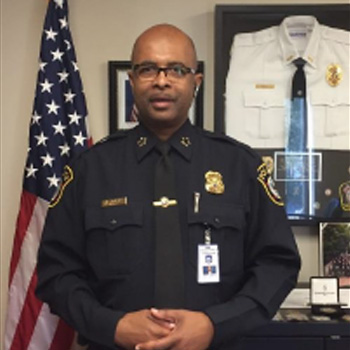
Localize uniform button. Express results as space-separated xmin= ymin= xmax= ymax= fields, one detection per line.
xmin=110 ymin=219 xmax=118 ymax=225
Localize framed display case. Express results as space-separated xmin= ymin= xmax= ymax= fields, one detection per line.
xmin=108 ymin=60 xmax=204 ymax=133
xmin=215 ymin=4 xmax=350 ymax=224
xmin=319 ymin=222 xmax=350 ymax=288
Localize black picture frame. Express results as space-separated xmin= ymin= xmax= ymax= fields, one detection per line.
xmin=108 ymin=61 xmax=204 ymax=134
xmin=214 ymin=4 xmax=350 ymax=131
xmin=319 ymin=222 xmax=350 ymax=288
xmin=214 ymin=4 xmax=350 ymax=225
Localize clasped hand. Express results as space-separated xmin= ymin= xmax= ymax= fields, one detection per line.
xmin=115 ymin=308 xmax=214 ymax=350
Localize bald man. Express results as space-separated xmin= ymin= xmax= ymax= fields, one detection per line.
xmin=36 ymin=24 xmax=300 ymax=350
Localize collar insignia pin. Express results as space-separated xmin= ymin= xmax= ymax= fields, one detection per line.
xmin=180 ymin=137 xmax=191 ymax=147
xmin=137 ymin=137 xmax=147 ymax=147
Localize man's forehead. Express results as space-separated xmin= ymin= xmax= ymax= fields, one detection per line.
xmin=131 ymin=25 xmax=196 ymax=64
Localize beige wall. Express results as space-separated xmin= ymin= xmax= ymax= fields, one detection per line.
xmin=1 ymin=0 xmax=347 ymax=343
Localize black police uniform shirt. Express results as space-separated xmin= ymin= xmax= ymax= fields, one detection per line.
xmin=36 ymin=120 xmax=300 ymax=349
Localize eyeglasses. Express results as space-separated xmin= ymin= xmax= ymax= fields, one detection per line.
xmin=132 ymin=63 xmax=196 ymax=81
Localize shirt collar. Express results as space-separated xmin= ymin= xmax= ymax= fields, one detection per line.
xmin=134 ymin=119 xmax=196 ymax=163
xmin=279 ymin=16 xmax=320 ymax=69
xmin=168 ymin=119 xmax=195 ymax=162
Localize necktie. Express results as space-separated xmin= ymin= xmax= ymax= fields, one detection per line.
xmin=154 ymin=142 xmax=184 ymax=308
xmin=288 ymin=58 xmax=307 ymax=151
xmin=285 ymin=58 xmax=309 ymax=217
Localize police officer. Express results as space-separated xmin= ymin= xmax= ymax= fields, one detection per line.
xmin=36 ymin=24 xmax=300 ymax=350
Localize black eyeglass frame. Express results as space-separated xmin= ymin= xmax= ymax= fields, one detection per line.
xmin=132 ymin=63 xmax=197 ymax=80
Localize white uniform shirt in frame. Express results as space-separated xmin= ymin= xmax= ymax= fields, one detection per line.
xmin=225 ymin=16 xmax=350 ymax=150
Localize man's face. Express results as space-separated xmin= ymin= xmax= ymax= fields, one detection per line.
xmin=129 ymin=30 xmax=202 ymax=131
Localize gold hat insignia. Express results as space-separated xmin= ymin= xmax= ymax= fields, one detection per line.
xmin=326 ymin=64 xmax=343 ymax=87
xmin=205 ymin=171 xmax=224 ymax=194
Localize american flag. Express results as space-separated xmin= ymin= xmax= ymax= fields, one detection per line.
xmin=4 ymin=0 xmax=91 ymax=349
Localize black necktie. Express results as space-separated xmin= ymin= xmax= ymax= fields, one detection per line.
xmin=154 ymin=142 xmax=184 ymax=308
xmin=288 ymin=58 xmax=307 ymax=151
xmin=286 ymin=58 xmax=308 ymax=217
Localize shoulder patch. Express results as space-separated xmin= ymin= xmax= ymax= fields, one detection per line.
xmin=257 ymin=163 xmax=284 ymax=206
xmin=49 ymin=165 xmax=74 ymax=208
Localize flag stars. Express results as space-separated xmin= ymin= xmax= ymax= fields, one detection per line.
xmin=39 ymin=60 xmax=47 ymax=72
xmin=54 ymin=0 xmax=64 ymax=9
xmin=59 ymin=17 xmax=68 ymax=29
xmin=59 ymin=142 xmax=70 ymax=156
xmin=46 ymin=100 xmax=60 ymax=115
xmin=45 ymin=27 xmax=58 ymax=41
xmin=51 ymin=48 xmax=64 ymax=62
xmin=31 ymin=111 xmax=42 ymax=125
xmin=64 ymin=40 xmax=72 ymax=51
xmin=73 ymin=131 xmax=87 ymax=146
xmin=25 ymin=163 xmax=39 ymax=178
xmin=35 ymin=132 xmax=49 ymax=146
xmin=57 ymin=69 xmax=69 ymax=83
xmin=47 ymin=174 xmax=60 ymax=188
xmin=40 ymin=78 xmax=54 ymax=93
xmin=41 ymin=153 xmax=55 ymax=167
xmin=68 ymin=111 xmax=82 ymax=125
xmin=52 ymin=121 xmax=67 ymax=135
xmin=72 ymin=61 xmax=79 ymax=72
xmin=64 ymin=89 xmax=75 ymax=103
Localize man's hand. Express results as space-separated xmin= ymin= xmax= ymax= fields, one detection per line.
xmin=135 ymin=309 xmax=214 ymax=350
xmin=115 ymin=309 xmax=175 ymax=350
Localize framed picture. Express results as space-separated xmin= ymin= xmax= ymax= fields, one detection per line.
xmin=215 ymin=4 xmax=350 ymax=224
xmin=319 ymin=222 xmax=350 ymax=287
xmin=108 ymin=60 xmax=204 ymax=134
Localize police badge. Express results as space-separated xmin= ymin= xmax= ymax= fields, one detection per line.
xmin=326 ymin=64 xmax=343 ymax=87
xmin=205 ymin=171 xmax=225 ymax=194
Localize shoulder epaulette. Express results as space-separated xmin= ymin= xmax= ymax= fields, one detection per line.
xmin=94 ymin=129 xmax=128 ymax=146
xmin=322 ymin=25 xmax=350 ymax=45
xmin=67 ymin=129 xmax=129 ymax=165
xmin=199 ymin=128 xmax=258 ymax=159
xmin=233 ymin=26 xmax=278 ymax=48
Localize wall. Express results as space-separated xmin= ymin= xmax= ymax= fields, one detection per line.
xmin=1 ymin=0 xmax=347 ymax=343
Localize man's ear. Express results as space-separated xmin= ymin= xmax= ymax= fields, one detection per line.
xmin=194 ymin=73 xmax=203 ymax=96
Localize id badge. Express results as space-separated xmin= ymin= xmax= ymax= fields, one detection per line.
xmin=197 ymin=244 xmax=220 ymax=283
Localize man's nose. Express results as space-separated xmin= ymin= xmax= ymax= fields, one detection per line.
xmin=153 ymin=70 xmax=170 ymax=87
